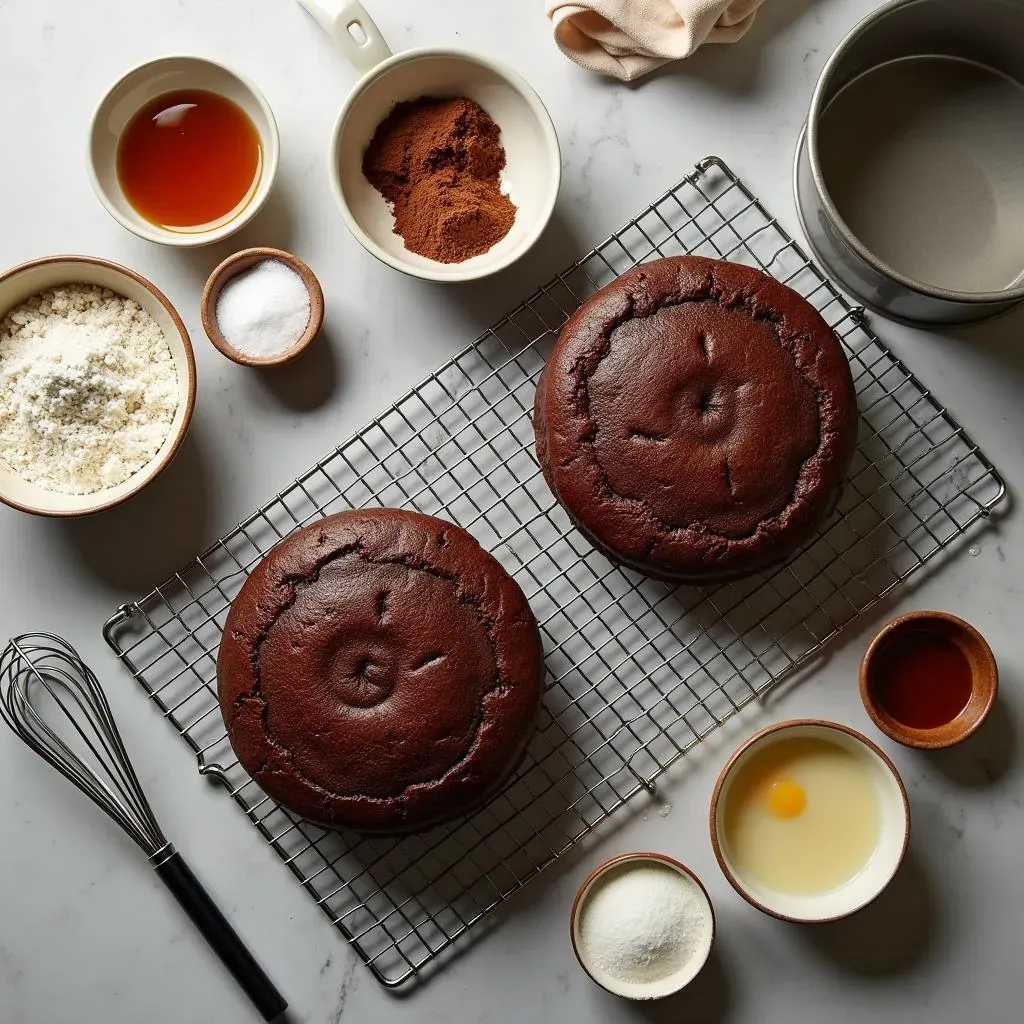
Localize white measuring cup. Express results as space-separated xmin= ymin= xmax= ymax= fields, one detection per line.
xmin=298 ymin=0 xmax=561 ymax=282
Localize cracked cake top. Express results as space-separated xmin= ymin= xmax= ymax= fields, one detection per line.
xmin=533 ymin=255 xmax=859 ymax=582
xmin=217 ymin=508 xmax=544 ymax=833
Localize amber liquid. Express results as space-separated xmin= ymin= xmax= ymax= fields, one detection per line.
xmin=117 ymin=89 xmax=262 ymax=231
xmin=871 ymin=629 xmax=973 ymax=729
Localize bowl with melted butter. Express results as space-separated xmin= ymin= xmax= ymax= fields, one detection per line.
xmin=710 ymin=720 xmax=910 ymax=922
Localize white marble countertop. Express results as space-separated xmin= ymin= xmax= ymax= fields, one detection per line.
xmin=2 ymin=0 xmax=1023 ymax=1021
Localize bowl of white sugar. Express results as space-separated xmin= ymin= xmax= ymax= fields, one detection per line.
xmin=200 ymin=247 xmax=324 ymax=368
xmin=571 ymin=852 xmax=715 ymax=1001
xmin=0 ymin=255 xmax=195 ymax=517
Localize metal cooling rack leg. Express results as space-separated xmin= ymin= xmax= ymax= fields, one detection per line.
xmin=102 ymin=604 xmax=137 ymax=653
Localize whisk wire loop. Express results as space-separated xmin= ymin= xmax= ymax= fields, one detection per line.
xmin=0 ymin=630 xmax=288 ymax=1020
xmin=0 ymin=632 xmax=166 ymax=855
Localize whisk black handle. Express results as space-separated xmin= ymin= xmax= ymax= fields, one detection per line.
xmin=153 ymin=849 xmax=287 ymax=1022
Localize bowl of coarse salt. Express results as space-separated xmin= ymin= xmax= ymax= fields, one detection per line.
xmin=200 ymin=248 xmax=324 ymax=367
xmin=570 ymin=852 xmax=715 ymax=1001
xmin=0 ymin=255 xmax=196 ymax=517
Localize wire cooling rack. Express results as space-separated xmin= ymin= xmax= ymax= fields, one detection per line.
xmin=104 ymin=155 xmax=1005 ymax=988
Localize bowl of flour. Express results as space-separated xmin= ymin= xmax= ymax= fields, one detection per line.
xmin=0 ymin=256 xmax=195 ymax=516
xmin=571 ymin=852 xmax=715 ymax=1000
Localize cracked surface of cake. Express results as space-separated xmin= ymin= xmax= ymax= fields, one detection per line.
xmin=534 ymin=255 xmax=859 ymax=582
xmin=217 ymin=508 xmax=544 ymax=833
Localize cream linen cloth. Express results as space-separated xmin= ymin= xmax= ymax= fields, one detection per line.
xmin=547 ymin=0 xmax=765 ymax=81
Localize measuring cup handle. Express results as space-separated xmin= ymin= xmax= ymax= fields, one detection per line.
xmin=298 ymin=0 xmax=393 ymax=74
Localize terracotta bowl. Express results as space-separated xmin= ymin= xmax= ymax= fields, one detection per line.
xmin=200 ymin=247 xmax=324 ymax=367
xmin=710 ymin=719 xmax=910 ymax=923
xmin=860 ymin=610 xmax=998 ymax=749
xmin=569 ymin=851 xmax=715 ymax=1000
xmin=0 ymin=255 xmax=195 ymax=517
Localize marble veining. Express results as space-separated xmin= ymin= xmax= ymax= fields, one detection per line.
xmin=328 ymin=956 xmax=358 ymax=1024
xmin=2 ymin=1 xmax=1024 ymax=1023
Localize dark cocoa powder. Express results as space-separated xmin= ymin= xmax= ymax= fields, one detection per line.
xmin=362 ymin=96 xmax=517 ymax=264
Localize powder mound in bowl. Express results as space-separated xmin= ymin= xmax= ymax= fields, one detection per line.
xmin=0 ymin=285 xmax=178 ymax=495
xmin=362 ymin=96 xmax=517 ymax=264
xmin=577 ymin=861 xmax=712 ymax=989
xmin=216 ymin=258 xmax=311 ymax=359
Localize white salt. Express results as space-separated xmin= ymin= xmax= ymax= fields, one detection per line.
xmin=215 ymin=259 xmax=311 ymax=358
xmin=577 ymin=861 xmax=712 ymax=988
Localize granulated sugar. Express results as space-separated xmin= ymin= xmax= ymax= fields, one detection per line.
xmin=0 ymin=284 xmax=178 ymax=494
xmin=215 ymin=259 xmax=311 ymax=358
xmin=577 ymin=860 xmax=712 ymax=988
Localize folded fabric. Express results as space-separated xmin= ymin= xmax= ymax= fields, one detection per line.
xmin=547 ymin=0 xmax=765 ymax=82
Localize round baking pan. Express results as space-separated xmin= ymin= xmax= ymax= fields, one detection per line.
xmin=795 ymin=0 xmax=1024 ymax=325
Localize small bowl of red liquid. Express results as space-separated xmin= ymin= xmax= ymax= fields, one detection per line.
xmin=88 ymin=56 xmax=280 ymax=247
xmin=860 ymin=610 xmax=998 ymax=749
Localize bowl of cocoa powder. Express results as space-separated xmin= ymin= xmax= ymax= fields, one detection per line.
xmin=329 ymin=49 xmax=560 ymax=282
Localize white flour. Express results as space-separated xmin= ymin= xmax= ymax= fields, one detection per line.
xmin=578 ymin=861 xmax=711 ymax=986
xmin=0 ymin=285 xmax=178 ymax=494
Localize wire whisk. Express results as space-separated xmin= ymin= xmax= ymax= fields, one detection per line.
xmin=0 ymin=633 xmax=287 ymax=1022
xmin=0 ymin=633 xmax=167 ymax=855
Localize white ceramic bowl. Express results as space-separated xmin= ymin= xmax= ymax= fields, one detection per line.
xmin=710 ymin=720 xmax=910 ymax=923
xmin=570 ymin=852 xmax=715 ymax=1001
xmin=88 ymin=55 xmax=280 ymax=247
xmin=330 ymin=48 xmax=560 ymax=282
xmin=0 ymin=256 xmax=196 ymax=517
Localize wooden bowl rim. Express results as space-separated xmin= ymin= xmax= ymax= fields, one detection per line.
xmin=200 ymin=247 xmax=324 ymax=367
xmin=859 ymin=610 xmax=998 ymax=749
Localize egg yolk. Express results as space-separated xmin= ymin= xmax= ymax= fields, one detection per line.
xmin=768 ymin=778 xmax=807 ymax=819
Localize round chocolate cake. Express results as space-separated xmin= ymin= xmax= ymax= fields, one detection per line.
xmin=217 ymin=508 xmax=544 ymax=833
xmin=534 ymin=256 xmax=859 ymax=582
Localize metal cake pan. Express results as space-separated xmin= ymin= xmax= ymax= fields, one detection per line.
xmin=795 ymin=0 xmax=1024 ymax=325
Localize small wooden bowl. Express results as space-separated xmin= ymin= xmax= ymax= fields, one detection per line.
xmin=200 ymin=247 xmax=324 ymax=367
xmin=860 ymin=610 xmax=998 ymax=749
